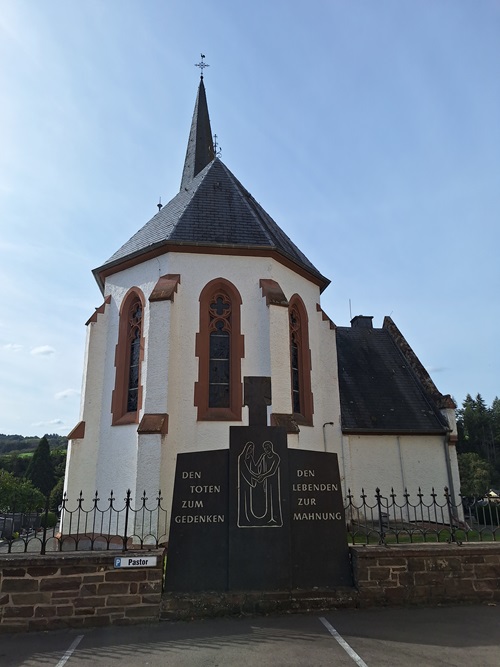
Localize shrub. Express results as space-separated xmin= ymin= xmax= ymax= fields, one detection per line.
xmin=40 ymin=511 xmax=57 ymax=529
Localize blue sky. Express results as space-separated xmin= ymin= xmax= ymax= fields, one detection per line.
xmin=1 ymin=1 xmax=499 ymax=437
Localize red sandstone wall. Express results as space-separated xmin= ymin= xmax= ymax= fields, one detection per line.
xmin=0 ymin=550 xmax=164 ymax=633
xmin=351 ymin=543 xmax=500 ymax=606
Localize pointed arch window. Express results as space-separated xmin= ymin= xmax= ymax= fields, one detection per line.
xmin=289 ymin=295 xmax=313 ymax=425
xmin=195 ymin=279 xmax=244 ymax=421
xmin=112 ymin=289 xmax=145 ymax=425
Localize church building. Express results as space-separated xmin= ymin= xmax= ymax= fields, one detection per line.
xmin=65 ymin=72 xmax=460 ymax=524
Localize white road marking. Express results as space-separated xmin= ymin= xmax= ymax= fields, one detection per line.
xmin=319 ymin=617 xmax=369 ymax=667
xmin=54 ymin=635 xmax=84 ymax=667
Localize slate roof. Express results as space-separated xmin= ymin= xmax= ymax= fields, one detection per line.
xmin=97 ymin=159 xmax=327 ymax=287
xmin=336 ymin=325 xmax=449 ymax=434
xmin=94 ymin=79 xmax=328 ymax=291
xmin=180 ymin=77 xmax=214 ymax=191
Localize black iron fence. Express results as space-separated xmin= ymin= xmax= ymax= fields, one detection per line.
xmin=0 ymin=487 xmax=499 ymax=555
xmin=0 ymin=490 xmax=168 ymax=555
xmin=346 ymin=487 xmax=500 ymax=545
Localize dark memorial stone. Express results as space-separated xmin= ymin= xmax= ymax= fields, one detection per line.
xmin=228 ymin=426 xmax=290 ymax=591
xmin=165 ymin=450 xmax=228 ymax=592
xmin=165 ymin=377 xmax=352 ymax=592
xmin=289 ymin=450 xmax=352 ymax=588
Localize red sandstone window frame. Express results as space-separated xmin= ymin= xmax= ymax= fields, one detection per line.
xmin=289 ymin=294 xmax=313 ymax=426
xmin=194 ymin=278 xmax=244 ymax=421
xmin=111 ymin=288 xmax=146 ymax=426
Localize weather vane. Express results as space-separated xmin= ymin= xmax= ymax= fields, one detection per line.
xmin=195 ymin=53 xmax=209 ymax=78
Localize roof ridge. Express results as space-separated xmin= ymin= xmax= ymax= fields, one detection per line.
xmin=216 ymin=161 xmax=276 ymax=247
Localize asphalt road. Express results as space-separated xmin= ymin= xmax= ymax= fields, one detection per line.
xmin=0 ymin=604 xmax=499 ymax=667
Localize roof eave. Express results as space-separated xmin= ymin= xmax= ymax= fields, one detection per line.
xmin=93 ymin=240 xmax=330 ymax=294
xmin=340 ymin=427 xmax=448 ymax=436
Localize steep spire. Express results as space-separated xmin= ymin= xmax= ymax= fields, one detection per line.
xmin=180 ymin=77 xmax=215 ymax=191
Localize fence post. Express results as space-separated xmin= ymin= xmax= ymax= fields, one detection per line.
xmin=375 ymin=487 xmax=387 ymax=546
xmin=41 ymin=494 xmax=50 ymax=555
xmin=444 ymin=486 xmax=459 ymax=544
xmin=122 ymin=489 xmax=131 ymax=552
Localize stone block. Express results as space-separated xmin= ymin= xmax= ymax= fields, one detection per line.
xmin=413 ymin=571 xmax=444 ymax=586
xmin=10 ymin=592 xmax=50 ymax=606
xmin=3 ymin=606 xmax=34 ymax=618
xmin=124 ymin=605 xmax=160 ymax=618
xmin=105 ymin=570 xmax=145 ymax=582
xmin=473 ymin=580 xmax=497 ymax=593
xmin=106 ymin=595 xmax=141 ymax=606
xmin=74 ymin=596 xmax=105 ymax=608
xmin=407 ymin=558 xmax=427 ymax=572
xmin=394 ymin=572 xmax=413 ymax=587
xmin=34 ymin=606 xmax=57 ymax=618
xmin=27 ymin=566 xmax=59 ymax=577
xmin=97 ymin=583 xmax=129 ymax=595
xmin=142 ymin=593 xmax=162 ymax=604
xmin=3 ymin=569 xmax=27 ymax=578
xmin=473 ymin=564 xmax=500 ymax=579
xmin=75 ymin=608 xmax=96 ymax=616
xmin=1 ymin=579 xmax=39 ymax=593
xmin=56 ymin=606 xmax=74 ymax=616
xmin=66 ymin=615 xmax=110 ymax=628
xmin=368 ymin=567 xmax=391 ymax=581
xmin=28 ymin=618 xmax=68 ymax=632
xmin=82 ymin=575 xmax=105 ymax=583
xmin=62 ymin=566 xmax=100 ymax=575
xmin=96 ymin=606 xmax=123 ymax=615
xmin=139 ymin=581 xmax=161 ymax=594
xmin=40 ymin=577 xmax=81 ymax=592
xmin=384 ymin=587 xmax=407 ymax=604
xmin=382 ymin=558 xmax=407 ymax=567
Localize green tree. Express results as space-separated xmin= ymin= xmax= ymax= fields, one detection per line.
xmin=0 ymin=470 xmax=45 ymax=512
xmin=458 ymin=452 xmax=491 ymax=496
xmin=457 ymin=394 xmax=495 ymax=462
xmin=49 ymin=477 xmax=65 ymax=512
xmin=25 ymin=435 xmax=55 ymax=496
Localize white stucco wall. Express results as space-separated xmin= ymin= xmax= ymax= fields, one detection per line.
xmin=344 ymin=432 xmax=456 ymax=505
xmin=65 ymin=250 xmax=345 ymax=519
xmin=64 ymin=302 xmax=109 ymax=506
xmin=65 ymin=247 xmax=456 ymax=534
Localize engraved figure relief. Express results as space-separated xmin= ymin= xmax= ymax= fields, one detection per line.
xmin=238 ymin=440 xmax=283 ymax=528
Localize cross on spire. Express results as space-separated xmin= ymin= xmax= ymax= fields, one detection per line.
xmin=195 ymin=53 xmax=209 ymax=79
xmin=214 ymin=133 xmax=222 ymax=158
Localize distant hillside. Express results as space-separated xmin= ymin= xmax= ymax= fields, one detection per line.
xmin=0 ymin=433 xmax=68 ymax=454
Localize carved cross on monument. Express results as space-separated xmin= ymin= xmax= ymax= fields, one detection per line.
xmin=244 ymin=376 xmax=272 ymax=426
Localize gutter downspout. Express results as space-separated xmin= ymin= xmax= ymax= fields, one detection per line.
xmin=322 ymin=422 xmax=334 ymax=452
xmin=443 ymin=428 xmax=457 ymax=508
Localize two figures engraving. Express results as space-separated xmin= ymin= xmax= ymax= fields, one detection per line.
xmin=238 ymin=441 xmax=283 ymax=527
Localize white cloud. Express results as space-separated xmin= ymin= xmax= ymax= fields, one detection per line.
xmin=30 ymin=345 xmax=56 ymax=357
xmin=32 ymin=418 xmax=64 ymax=427
xmin=2 ymin=343 xmax=23 ymax=352
xmin=427 ymin=366 xmax=446 ymax=374
xmin=55 ymin=388 xmax=80 ymax=400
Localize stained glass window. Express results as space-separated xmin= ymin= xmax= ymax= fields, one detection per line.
xmin=290 ymin=307 xmax=301 ymax=414
xmin=127 ymin=302 xmax=142 ymax=413
xmin=208 ymin=294 xmax=231 ymax=408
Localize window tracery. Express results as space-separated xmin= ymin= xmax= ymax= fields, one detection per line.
xmin=289 ymin=295 xmax=313 ymax=425
xmin=112 ymin=289 xmax=145 ymax=425
xmin=195 ymin=279 xmax=243 ymax=421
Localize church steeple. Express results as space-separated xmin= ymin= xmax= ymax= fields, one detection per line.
xmin=180 ymin=75 xmax=215 ymax=191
